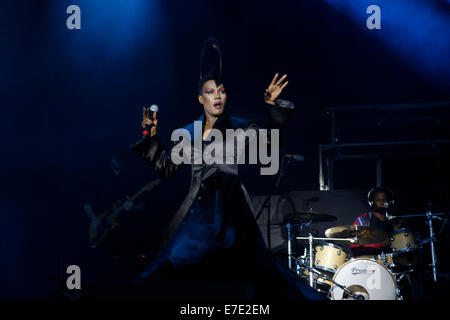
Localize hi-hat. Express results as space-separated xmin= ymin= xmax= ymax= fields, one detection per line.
xmin=325 ymin=225 xmax=389 ymax=245
xmin=274 ymin=211 xmax=338 ymax=225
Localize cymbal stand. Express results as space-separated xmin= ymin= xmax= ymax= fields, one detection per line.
xmin=308 ymin=233 xmax=313 ymax=287
xmin=388 ymin=210 xmax=447 ymax=282
xmin=288 ymin=221 xmax=312 ymax=270
xmin=427 ymin=210 xmax=437 ymax=282
xmin=287 ymin=223 xmax=292 ymax=270
xmin=272 ymin=220 xmax=312 ymax=271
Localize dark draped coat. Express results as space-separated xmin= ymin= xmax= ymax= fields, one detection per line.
xmin=130 ymin=99 xmax=295 ymax=280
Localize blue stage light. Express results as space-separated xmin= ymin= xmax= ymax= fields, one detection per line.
xmin=324 ymin=0 xmax=450 ymax=87
xmin=51 ymin=0 xmax=166 ymax=62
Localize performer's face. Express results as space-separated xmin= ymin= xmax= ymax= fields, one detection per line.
xmin=198 ymin=80 xmax=227 ymax=118
xmin=373 ymin=191 xmax=389 ymax=211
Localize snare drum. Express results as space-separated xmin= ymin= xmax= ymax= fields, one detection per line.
xmin=358 ymin=253 xmax=395 ymax=269
xmin=390 ymin=228 xmax=421 ymax=265
xmin=331 ymin=258 xmax=398 ymax=300
xmin=314 ymin=243 xmax=347 ymax=274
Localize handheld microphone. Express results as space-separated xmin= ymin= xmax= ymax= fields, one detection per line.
xmin=143 ymin=104 xmax=159 ymax=136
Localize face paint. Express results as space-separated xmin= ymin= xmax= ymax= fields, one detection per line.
xmin=199 ymin=80 xmax=227 ymax=117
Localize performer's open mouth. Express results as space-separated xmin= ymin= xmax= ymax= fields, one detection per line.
xmin=213 ymin=102 xmax=222 ymax=109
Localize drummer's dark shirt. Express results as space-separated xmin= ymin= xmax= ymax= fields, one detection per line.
xmin=350 ymin=211 xmax=392 ymax=256
xmin=370 ymin=213 xmax=393 ymax=234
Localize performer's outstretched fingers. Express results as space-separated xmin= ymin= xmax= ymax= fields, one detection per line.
xmin=276 ymin=74 xmax=287 ymax=86
xmin=271 ymin=73 xmax=279 ymax=85
xmin=281 ymin=81 xmax=289 ymax=90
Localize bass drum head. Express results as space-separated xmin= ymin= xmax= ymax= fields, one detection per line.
xmin=331 ymin=258 xmax=397 ymax=300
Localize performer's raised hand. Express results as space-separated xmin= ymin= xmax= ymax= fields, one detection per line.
xmin=141 ymin=107 xmax=158 ymax=137
xmin=264 ymin=73 xmax=289 ymax=105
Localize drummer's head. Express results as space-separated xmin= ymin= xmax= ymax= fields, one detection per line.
xmin=373 ymin=191 xmax=390 ymax=210
xmin=369 ymin=187 xmax=394 ymax=211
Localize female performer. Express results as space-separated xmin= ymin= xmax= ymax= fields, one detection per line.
xmin=130 ymin=38 xmax=321 ymax=300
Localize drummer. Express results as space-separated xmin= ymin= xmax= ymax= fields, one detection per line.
xmin=350 ymin=186 xmax=396 ymax=257
xmin=349 ymin=186 xmax=426 ymax=299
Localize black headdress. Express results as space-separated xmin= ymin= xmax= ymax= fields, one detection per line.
xmin=198 ymin=37 xmax=223 ymax=92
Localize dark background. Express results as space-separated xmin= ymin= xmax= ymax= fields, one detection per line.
xmin=0 ymin=0 xmax=449 ymax=299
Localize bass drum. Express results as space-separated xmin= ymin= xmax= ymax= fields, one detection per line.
xmin=331 ymin=258 xmax=397 ymax=300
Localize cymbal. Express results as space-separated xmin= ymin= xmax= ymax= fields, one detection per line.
xmin=274 ymin=211 xmax=338 ymax=225
xmin=325 ymin=225 xmax=389 ymax=245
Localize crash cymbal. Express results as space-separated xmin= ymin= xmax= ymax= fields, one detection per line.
xmin=325 ymin=225 xmax=389 ymax=245
xmin=276 ymin=211 xmax=338 ymax=224
xmin=325 ymin=225 xmax=357 ymax=238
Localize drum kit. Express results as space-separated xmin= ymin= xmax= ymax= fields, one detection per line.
xmin=273 ymin=209 xmax=448 ymax=300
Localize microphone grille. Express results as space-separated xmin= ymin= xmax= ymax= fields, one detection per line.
xmin=150 ymin=104 xmax=159 ymax=112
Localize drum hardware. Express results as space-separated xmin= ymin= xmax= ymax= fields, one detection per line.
xmin=271 ymin=221 xmax=311 ymax=270
xmin=296 ymin=233 xmax=356 ymax=287
xmin=293 ymin=225 xmax=408 ymax=299
xmin=300 ymin=247 xmax=308 ymax=260
xmin=296 ymin=253 xmax=404 ymax=300
xmin=291 ymin=255 xmax=362 ymax=300
xmin=419 ymin=237 xmax=437 ymax=246
xmin=272 ymin=210 xmax=338 ymax=272
xmin=378 ymin=252 xmax=395 ymax=268
xmin=392 ymin=269 xmax=414 ymax=281
xmin=270 ymin=210 xmax=338 ymax=272
xmin=287 ymin=223 xmax=293 ymax=270
xmin=386 ymin=209 xmax=447 ymax=282
xmin=396 ymin=289 xmax=404 ymax=300
xmin=358 ymin=252 xmax=395 ymax=269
